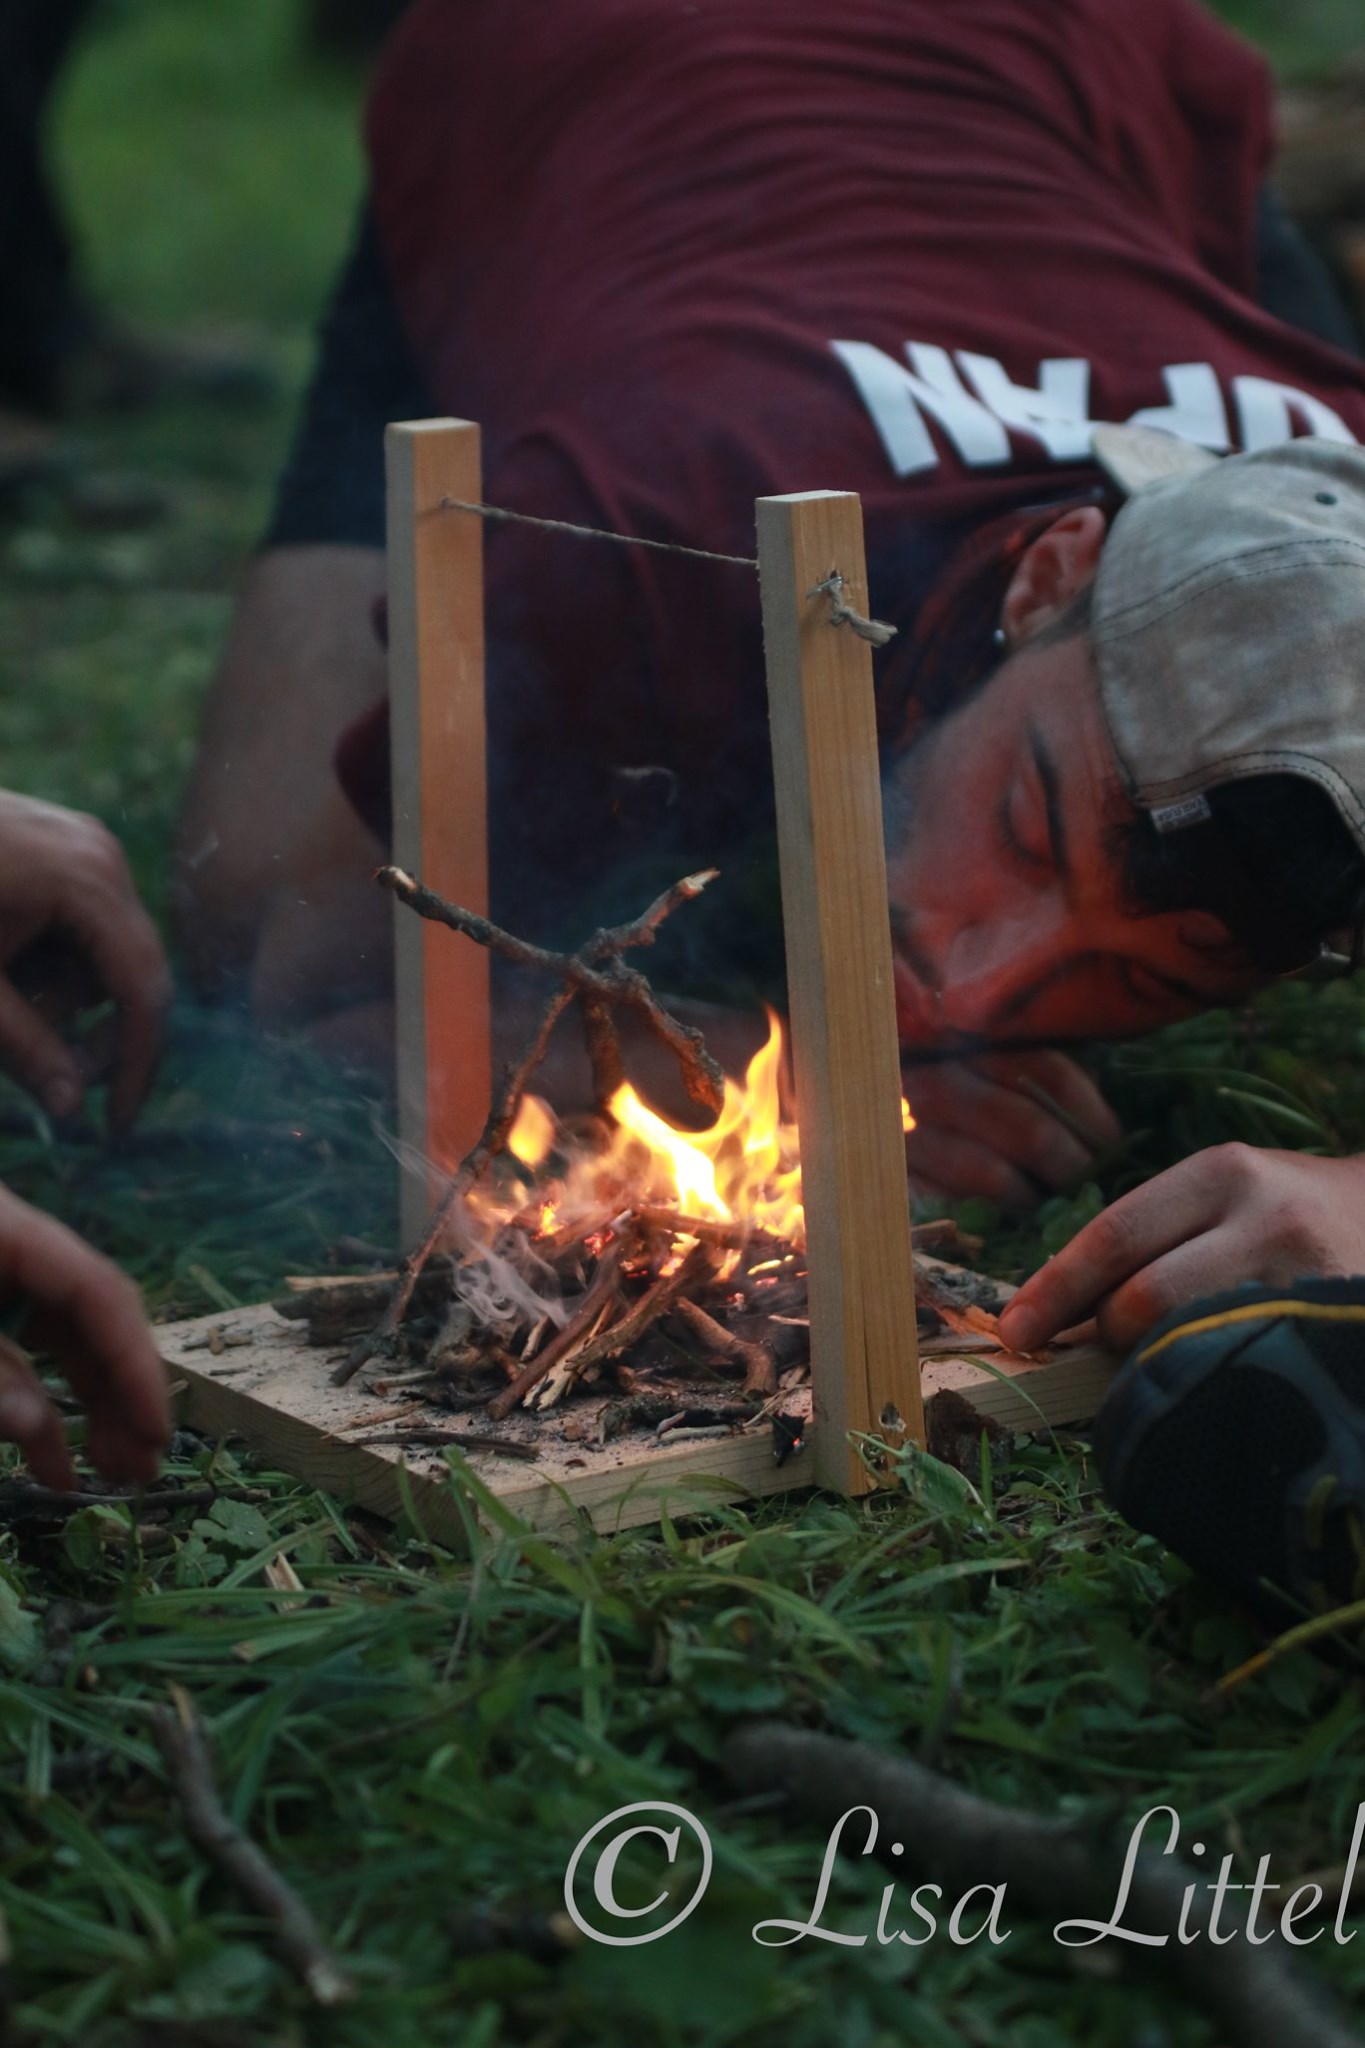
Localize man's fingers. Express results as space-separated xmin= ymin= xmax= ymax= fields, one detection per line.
xmin=0 ymin=1189 xmax=168 ymax=1481
xmin=997 ymin=1160 xmax=1229 ymax=1349
xmin=957 ymin=1069 xmax=1095 ymax=1189
xmin=0 ymin=1331 xmax=77 ymax=1492
xmin=0 ymin=975 xmax=85 ymax=1119
xmin=997 ymin=1051 xmax=1123 ymax=1153
xmin=906 ymin=1063 xmax=1094 ymax=1191
xmin=57 ymin=867 xmax=171 ymax=1133
xmin=1090 ymin=1234 xmax=1242 ymax=1356
xmin=903 ymin=1128 xmax=1039 ymax=1212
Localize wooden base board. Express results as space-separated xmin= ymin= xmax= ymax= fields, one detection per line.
xmin=156 ymin=1306 xmax=1115 ymax=1546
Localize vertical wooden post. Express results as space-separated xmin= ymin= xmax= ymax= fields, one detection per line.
xmin=757 ymin=490 xmax=924 ymax=1492
xmin=387 ymin=419 xmax=490 ymax=1246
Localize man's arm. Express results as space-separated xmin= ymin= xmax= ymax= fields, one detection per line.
xmin=172 ymin=203 xmax=433 ymax=1002
xmin=171 ymin=543 xmax=391 ymax=1001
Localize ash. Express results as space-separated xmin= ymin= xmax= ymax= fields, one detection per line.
xmin=277 ymin=1211 xmax=814 ymax=1455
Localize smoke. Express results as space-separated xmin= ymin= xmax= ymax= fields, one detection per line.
xmin=443 ymin=1204 xmax=569 ymax=1329
xmin=373 ymin=1119 xmax=569 ymax=1329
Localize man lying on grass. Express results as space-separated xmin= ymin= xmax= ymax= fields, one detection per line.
xmin=0 ymin=791 xmax=169 ymax=1489
xmin=170 ymin=0 xmax=1365 ymax=1602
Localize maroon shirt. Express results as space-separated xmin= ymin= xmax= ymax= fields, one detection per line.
xmin=344 ymin=0 xmax=1365 ymax=936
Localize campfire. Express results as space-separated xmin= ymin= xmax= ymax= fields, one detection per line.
xmin=275 ymin=872 xmax=1012 ymax=1467
xmin=160 ymin=461 xmax=1102 ymax=1531
xmin=282 ymin=1010 xmax=818 ymax=1455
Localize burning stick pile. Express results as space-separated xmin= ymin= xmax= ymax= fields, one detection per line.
xmin=275 ymin=866 xmax=1016 ymax=1465
xmin=276 ymin=867 xmax=819 ymax=1458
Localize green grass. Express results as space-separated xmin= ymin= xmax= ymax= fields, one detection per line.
xmin=2 ymin=2 xmax=1365 ymax=2043
xmin=1216 ymin=0 xmax=1364 ymax=77
xmin=61 ymin=0 xmax=363 ymax=332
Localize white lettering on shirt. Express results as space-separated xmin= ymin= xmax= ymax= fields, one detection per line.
xmin=955 ymin=351 xmax=1094 ymax=461
xmin=832 ymin=342 xmax=1359 ymax=476
xmin=1233 ymin=376 xmax=1357 ymax=451
xmin=830 ymin=340 xmax=1010 ymax=473
xmin=1128 ymin=363 xmax=1232 ymax=450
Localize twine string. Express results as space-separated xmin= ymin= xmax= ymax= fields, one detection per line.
xmin=439 ymin=496 xmax=757 ymax=569
xmin=437 ymin=496 xmax=897 ymax=643
xmin=806 ymin=572 xmax=898 ymax=648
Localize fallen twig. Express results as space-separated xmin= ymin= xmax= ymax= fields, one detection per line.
xmin=585 ymin=868 xmax=722 ymax=955
xmin=333 ymin=981 xmax=576 ymax=1384
xmin=724 ymin=1722 xmax=1363 ymax=2048
xmin=582 ymin=995 xmax=626 ymax=1116
xmin=675 ymin=1296 xmax=777 ymax=1395
xmin=354 ymin=1427 xmax=540 ymax=1461
xmin=487 ymin=1240 xmax=628 ymax=1420
xmin=632 ymin=1207 xmax=753 ymax=1249
xmin=151 ymin=1686 xmax=352 ymax=2007
xmin=910 ymin=1218 xmax=985 ymax=1262
xmin=1210 ymin=1598 xmax=1365 ymax=1701
xmin=551 ymin=1241 xmax=713 ymax=1386
xmin=0 ymin=1480 xmax=269 ymax=1524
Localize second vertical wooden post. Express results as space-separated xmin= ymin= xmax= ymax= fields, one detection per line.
xmin=387 ymin=418 xmax=490 ymax=1246
xmin=757 ymin=490 xmax=924 ymax=1492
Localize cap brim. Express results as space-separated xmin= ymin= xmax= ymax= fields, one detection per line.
xmin=1090 ymin=423 xmax=1222 ymax=499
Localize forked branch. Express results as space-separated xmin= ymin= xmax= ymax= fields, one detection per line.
xmin=338 ymin=866 xmax=727 ymax=1382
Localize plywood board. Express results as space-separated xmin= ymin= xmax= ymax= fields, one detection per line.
xmin=157 ymin=1306 xmax=1113 ymax=1547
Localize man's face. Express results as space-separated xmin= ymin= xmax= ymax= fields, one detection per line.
xmin=885 ymin=627 xmax=1264 ymax=1054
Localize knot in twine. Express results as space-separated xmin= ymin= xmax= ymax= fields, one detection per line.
xmin=808 ymin=572 xmax=898 ymax=648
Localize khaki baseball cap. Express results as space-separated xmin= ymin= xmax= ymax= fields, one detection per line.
xmin=1087 ymin=430 xmax=1365 ymax=853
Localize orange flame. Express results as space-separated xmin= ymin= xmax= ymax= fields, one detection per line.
xmin=478 ymin=1010 xmax=914 ymax=1252
xmin=507 ymin=1094 xmax=557 ymax=1169
xmin=605 ymin=1007 xmax=803 ymax=1242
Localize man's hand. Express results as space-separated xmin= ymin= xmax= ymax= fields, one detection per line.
xmin=0 ymin=792 xmax=171 ymax=1131
xmin=997 ymin=1145 xmax=1365 ymax=1356
xmin=0 ymin=1184 xmax=169 ymax=1491
xmin=903 ymin=1051 xmax=1120 ymax=1209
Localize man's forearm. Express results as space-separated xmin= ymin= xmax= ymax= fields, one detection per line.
xmin=172 ymin=543 xmax=387 ymax=994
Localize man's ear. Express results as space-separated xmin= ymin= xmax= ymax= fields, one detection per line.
xmin=999 ymin=506 xmax=1107 ymax=647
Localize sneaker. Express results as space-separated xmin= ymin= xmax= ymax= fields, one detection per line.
xmin=1091 ymin=1278 xmax=1365 ymax=1625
